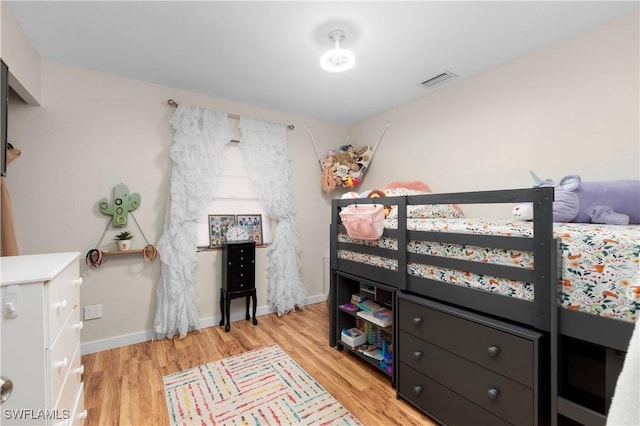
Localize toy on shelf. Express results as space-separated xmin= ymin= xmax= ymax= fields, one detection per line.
xmin=378 ymin=340 xmax=393 ymax=374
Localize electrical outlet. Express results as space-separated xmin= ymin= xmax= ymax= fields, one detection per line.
xmin=84 ymin=304 xmax=102 ymax=320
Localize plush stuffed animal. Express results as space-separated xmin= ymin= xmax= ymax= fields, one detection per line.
xmin=340 ymin=188 xmax=391 ymax=217
xmin=512 ymin=172 xmax=640 ymax=225
xmin=367 ymin=189 xmax=391 ymax=218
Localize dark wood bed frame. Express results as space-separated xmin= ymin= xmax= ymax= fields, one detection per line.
xmin=330 ymin=187 xmax=634 ymax=426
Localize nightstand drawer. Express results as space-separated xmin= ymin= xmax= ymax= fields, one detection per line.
xmin=398 ymin=295 xmax=536 ymax=386
xmin=227 ymin=250 xmax=255 ymax=268
xmin=228 ymin=243 xmax=253 ymax=253
xmin=222 ymin=241 xmax=256 ymax=296
xmin=399 ymin=331 xmax=533 ymax=425
xmin=398 ymin=364 xmax=511 ymax=426
xmin=226 ymin=257 xmax=255 ymax=269
xmin=227 ymin=276 xmax=255 ymax=292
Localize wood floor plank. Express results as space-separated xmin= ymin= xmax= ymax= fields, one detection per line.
xmin=81 ymin=301 xmax=435 ymax=425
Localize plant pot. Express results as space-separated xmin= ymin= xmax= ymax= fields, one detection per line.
xmin=117 ymin=240 xmax=132 ymax=251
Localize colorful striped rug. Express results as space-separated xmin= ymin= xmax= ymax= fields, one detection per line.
xmin=163 ymin=344 xmax=361 ymax=425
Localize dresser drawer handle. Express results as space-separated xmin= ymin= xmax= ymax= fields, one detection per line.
xmin=74 ymin=277 xmax=83 ymax=287
xmin=413 ymin=385 xmax=423 ymax=395
xmin=413 ymin=351 xmax=423 ymax=360
xmin=75 ymin=365 xmax=85 ymax=376
xmin=488 ymin=346 xmax=500 ymax=357
xmin=56 ymin=299 xmax=68 ymax=312
xmin=412 ymin=317 xmax=423 ymax=326
xmin=487 ymin=388 xmax=500 ymax=400
xmin=55 ymin=357 xmax=69 ymax=369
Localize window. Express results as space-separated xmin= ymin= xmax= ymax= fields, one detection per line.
xmin=194 ymin=143 xmax=272 ymax=247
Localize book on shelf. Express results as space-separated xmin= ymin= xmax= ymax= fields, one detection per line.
xmin=357 ymin=310 xmax=392 ymax=328
xmin=351 ymin=294 xmax=366 ymax=304
xmin=374 ymin=308 xmax=392 ymax=322
xmin=339 ymin=303 xmax=359 ymax=312
xmin=357 ymin=299 xmax=383 ymax=313
xmin=360 ymin=346 xmax=384 ymax=361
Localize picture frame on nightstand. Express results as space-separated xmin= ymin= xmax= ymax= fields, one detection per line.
xmin=236 ymin=214 xmax=263 ymax=244
xmin=208 ymin=214 xmax=235 ymax=247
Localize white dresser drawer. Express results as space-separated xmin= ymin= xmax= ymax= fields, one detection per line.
xmin=54 ymin=343 xmax=82 ymax=419
xmin=50 ymin=308 xmax=82 ymax=406
xmin=52 ymin=382 xmax=85 ymax=426
xmin=47 ymin=259 xmax=81 ymax=346
xmin=1 ymin=252 xmax=82 ymax=426
xmin=69 ymin=382 xmax=86 ymax=426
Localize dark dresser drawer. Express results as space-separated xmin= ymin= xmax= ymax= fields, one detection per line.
xmin=398 ymin=364 xmax=511 ymax=426
xmin=227 ymin=257 xmax=254 ymax=271
xmin=227 ymin=274 xmax=253 ymax=292
xmin=398 ymin=294 xmax=538 ymax=386
xmin=227 ymin=250 xmax=255 ymax=268
xmin=222 ymin=241 xmax=256 ymax=293
xmin=399 ymin=331 xmax=533 ymax=425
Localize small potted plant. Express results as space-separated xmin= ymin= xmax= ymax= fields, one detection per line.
xmin=114 ymin=230 xmax=134 ymax=251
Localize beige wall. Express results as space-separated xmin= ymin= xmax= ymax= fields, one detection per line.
xmin=5 ymin=12 xmax=638 ymax=353
xmin=350 ymin=13 xmax=639 ymax=218
xmin=0 ymin=1 xmax=41 ymax=104
xmin=7 ymin=62 xmax=346 ymax=353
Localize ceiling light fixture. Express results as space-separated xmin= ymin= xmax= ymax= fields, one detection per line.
xmin=320 ymin=30 xmax=355 ymax=73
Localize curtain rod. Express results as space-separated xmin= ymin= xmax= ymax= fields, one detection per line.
xmin=167 ymin=99 xmax=295 ymax=130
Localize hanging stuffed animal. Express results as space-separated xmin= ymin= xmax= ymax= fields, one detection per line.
xmin=321 ymin=157 xmax=337 ymax=192
xmin=99 ymin=183 xmax=141 ymax=227
xmin=308 ymin=122 xmax=390 ymax=193
xmin=512 ymin=171 xmax=640 ymax=224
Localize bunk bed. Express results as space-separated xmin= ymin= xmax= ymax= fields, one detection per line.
xmin=329 ymin=187 xmax=637 ymax=426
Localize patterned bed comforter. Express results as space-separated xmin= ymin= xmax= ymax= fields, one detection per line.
xmin=337 ymin=218 xmax=640 ymax=322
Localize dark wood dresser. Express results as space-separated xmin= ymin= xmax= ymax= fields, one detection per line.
xmin=220 ymin=241 xmax=257 ymax=332
xmin=397 ymin=292 xmax=546 ymax=425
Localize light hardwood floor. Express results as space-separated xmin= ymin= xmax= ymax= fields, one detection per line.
xmin=81 ymin=301 xmax=435 ymax=426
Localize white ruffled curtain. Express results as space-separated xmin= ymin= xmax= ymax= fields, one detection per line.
xmin=239 ymin=117 xmax=307 ymax=315
xmin=154 ymin=105 xmax=230 ymax=339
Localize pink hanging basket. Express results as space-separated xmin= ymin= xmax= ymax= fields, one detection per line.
xmin=339 ymin=204 xmax=385 ymax=240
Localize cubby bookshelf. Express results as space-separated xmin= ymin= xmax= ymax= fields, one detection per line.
xmin=331 ymin=271 xmax=396 ymax=383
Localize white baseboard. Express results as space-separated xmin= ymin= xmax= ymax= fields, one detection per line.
xmin=80 ymin=293 xmax=327 ymax=355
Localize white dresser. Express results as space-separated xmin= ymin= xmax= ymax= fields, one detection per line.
xmin=1 ymin=252 xmax=85 ymax=425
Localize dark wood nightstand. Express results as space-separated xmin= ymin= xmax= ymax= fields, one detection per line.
xmin=219 ymin=241 xmax=257 ymax=332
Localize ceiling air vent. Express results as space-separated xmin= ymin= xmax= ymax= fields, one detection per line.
xmin=421 ymin=71 xmax=458 ymax=88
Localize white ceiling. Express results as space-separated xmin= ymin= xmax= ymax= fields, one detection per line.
xmin=6 ymin=1 xmax=639 ymax=125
